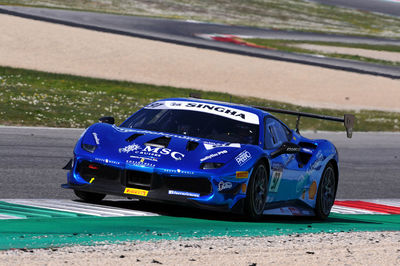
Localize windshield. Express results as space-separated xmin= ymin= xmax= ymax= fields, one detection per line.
xmin=120 ymin=108 xmax=259 ymax=145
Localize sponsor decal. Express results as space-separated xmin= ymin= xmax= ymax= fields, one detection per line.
xmin=129 ymin=155 xmax=158 ymax=162
xmin=162 ymin=169 xmax=195 ymax=175
xmin=241 ymin=183 xmax=247 ymax=194
xmin=168 ymin=190 xmax=200 ymax=198
xmin=200 ymin=150 xmax=228 ymax=162
xmin=113 ymin=126 xmax=201 ymax=142
xmin=289 ymin=207 xmax=302 ymax=216
xmin=286 ymin=147 xmax=300 ymax=152
xmin=145 ymin=100 xmax=259 ymax=125
xmin=119 ymin=143 xmax=141 ymax=153
xmin=124 ymin=188 xmax=148 ymax=197
xmin=203 ymin=142 xmax=241 ymax=150
xmin=310 ymin=151 xmax=325 ymax=170
xmin=119 ymin=144 xmax=185 ymax=161
xmin=92 ymin=132 xmax=100 ymax=145
xmin=218 ymin=181 xmax=233 ymax=192
xmin=309 ymin=181 xmax=317 ymax=200
xmin=269 ymin=170 xmax=282 ymax=192
xmin=235 ymin=150 xmax=252 ymax=166
xmin=236 ymin=171 xmax=249 ymax=179
xmin=94 ymin=157 xmax=121 ymax=165
xmin=263 ymin=207 xmax=313 ymax=216
xmin=126 ymin=159 xmax=155 ymax=168
xmin=271 ymin=162 xmax=284 ymax=171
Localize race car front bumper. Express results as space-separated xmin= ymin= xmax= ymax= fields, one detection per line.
xmin=63 ymin=159 xmax=248 ymax=212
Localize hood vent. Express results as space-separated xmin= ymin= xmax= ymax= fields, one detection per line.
xmin=298 ymin=142 xmax=317 ymax=149
xmin=186 ymin=141 xmax=199 ymax=151
xmin=126 ymin=133 xmax=144 ymax=142
xmin=145 ymin=136 xmax=171 ymax=148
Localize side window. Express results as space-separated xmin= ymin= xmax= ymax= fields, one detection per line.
xmin=264 ymin=117 xmax=290 ymax=150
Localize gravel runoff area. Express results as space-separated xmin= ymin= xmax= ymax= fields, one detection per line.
xmin=0 ymin=231 xmax=399 ymax=265
xmin=1 ymin=14 xmax=400 ymax=112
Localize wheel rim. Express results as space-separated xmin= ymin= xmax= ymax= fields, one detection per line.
xmin=253 ymin=166 xmax=267 ymax=214
xmin=320 ymin=167 xmax=336 ymax=215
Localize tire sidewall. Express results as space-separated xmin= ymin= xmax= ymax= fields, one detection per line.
xmin=315 ymin=163 xmax=336 ymax=220
xmin=245 ymin=163 xmax=268 ymax=219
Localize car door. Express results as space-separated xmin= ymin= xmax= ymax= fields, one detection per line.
xmin=264 ymin=117 xmax=301 ymax=203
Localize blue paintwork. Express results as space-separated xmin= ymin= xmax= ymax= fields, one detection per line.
xmin=65 ymin=98 xmax=339 ymax=216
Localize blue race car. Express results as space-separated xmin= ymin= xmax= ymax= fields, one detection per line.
xmin=63 ymin=98 xmax=354 ymax=219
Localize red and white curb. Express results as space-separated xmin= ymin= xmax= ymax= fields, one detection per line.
xmin=0 ymin=199 xmax=159 ymax=219
xmin=0 ymin=199 xmax=399 ymax=220
xmin=332 ymin=199 xmax=400 ymax=215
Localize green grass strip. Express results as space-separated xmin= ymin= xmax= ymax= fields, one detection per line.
xmin=246 ymin=39 xmax=400 ymax=67
xmin=0 ymin=213 xmax=398 ymax=250
xmin=1 ymin=66 xmax=399 ymax=131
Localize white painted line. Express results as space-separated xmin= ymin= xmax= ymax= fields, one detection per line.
xmin=367 ymin=199 xmax=400 ymax=208
xmin=0 ymin=125 xmax=84 ymax=130
xmin=0 ymin=214 xmax=23 ymax=220
xmin=331 ymin=205 xmax=382 ymax=215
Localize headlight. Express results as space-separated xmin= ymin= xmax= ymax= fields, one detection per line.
xmin=200 ymin=162 xmax=225 ymax=169
xmin=80 ymin=131 xmax=99 ymax=153
xmin=81 ymin=143 xmax=97 ymax=153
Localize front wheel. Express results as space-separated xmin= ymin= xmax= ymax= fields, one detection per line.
xmin=74 ymin=190 xmax=106 ymax=203
xmin=315 ymin=163 xmax=336 ymax=220
xmin=244 ymin=163 xmax=268 ymax=219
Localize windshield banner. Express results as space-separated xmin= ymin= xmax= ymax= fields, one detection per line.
xmin=145 ymin=101 xmax=259 ymax=125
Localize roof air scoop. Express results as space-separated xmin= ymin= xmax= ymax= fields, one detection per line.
xmin=126 ymin=133 xmax=143 ymax=142
xmin=145 ymin=136 xmax=171 ymax=148
xmin=186 ymin=141 xmax=199 ymax=151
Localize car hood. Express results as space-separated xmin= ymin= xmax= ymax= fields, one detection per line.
xmin=77 ymin=123 xmax=251 ymax=172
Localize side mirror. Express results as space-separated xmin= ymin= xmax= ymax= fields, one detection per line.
xmin=271 ymin=142 xmax=301 ymax=158
xmin=99 ymin=116 xmax=115 ymax=124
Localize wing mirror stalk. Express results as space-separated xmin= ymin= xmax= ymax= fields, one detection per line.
xmin=271 ymin=142 xmax=301 ymax=158
xmin=99 ymin=116 xmax=115 ymax=124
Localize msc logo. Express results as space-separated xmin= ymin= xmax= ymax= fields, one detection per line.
xmin=119 ymin=144 xmax=185 ymax=161
xmin=124 ymin=188 xmax=149 ymax=197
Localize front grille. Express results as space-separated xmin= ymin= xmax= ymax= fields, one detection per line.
xmin=77 ymin=161 xmax=120 ymax=182
xmin=164 ymin=177 xmax=212 ymax=196
xmin=126 ymin=170 xmax=152 ymax=190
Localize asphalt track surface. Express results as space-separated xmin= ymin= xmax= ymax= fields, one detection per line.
xmin=310 ymin=0 xmax=400 ymax=17
xmin=0 ymin=5 xmax=399 ymax=79
xmin=0 ymin=126 xmax=399 ymax=200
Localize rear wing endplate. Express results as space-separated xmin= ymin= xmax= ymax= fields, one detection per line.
xmin=253 ymin=106 xmax=355 ymax=138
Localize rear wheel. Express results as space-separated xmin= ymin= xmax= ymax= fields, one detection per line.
xmin=74 ymin=190 xmax=106 ymax=203
xmin=245 ymin=163 xmax=268 ymax=219
xmin=315 ymin=163 xmax=336 ymax=220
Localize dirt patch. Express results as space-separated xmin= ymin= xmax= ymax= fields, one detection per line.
xmin=0 ymin=14 xmax=399 ymax=112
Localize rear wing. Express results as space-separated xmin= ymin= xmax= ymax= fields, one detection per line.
xmin=253 ymin=106 xmax=355 ymax=138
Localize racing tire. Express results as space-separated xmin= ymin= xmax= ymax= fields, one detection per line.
xmin=315 ymin=163 xmax=336 ymax=220
xmin=74 ymin=190 xmax=106 ymax=203
xmin=244 ymin=163 xmax=268 ymax=220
